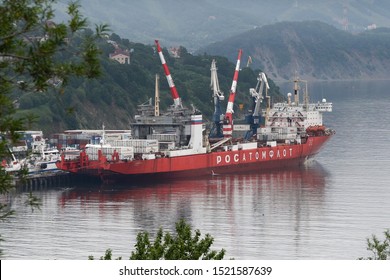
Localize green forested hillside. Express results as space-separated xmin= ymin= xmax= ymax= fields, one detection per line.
xmin=14 ymin=33 xmax=282 ymax=135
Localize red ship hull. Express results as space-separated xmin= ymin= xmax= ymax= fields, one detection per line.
xmin=57 ymin=135 xmax=332 ymax=182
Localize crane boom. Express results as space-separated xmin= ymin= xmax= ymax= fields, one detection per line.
xmin=245 ymin=72 xmax=269 ymax=140
xmin=251 ymin=72 xmax=269 ymax=118
xmin=223 ymin=49 xmax=242 ymax=137
xmin=210 ymin=59 xmax=223 ymax=101
xmin=209 ymin=59 xmax=224 ymax=138
xmin=155 ymin=40 xmax=182 ymax=108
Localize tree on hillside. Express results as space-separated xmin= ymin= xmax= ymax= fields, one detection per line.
xmin=0 ymin=0 xmax=108 ymax=249
xmin=89 ymin=219 xmax=226 ymax=260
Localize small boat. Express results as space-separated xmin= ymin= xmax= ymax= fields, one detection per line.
xmin=2 ymin=131 xmax=61 ymax=176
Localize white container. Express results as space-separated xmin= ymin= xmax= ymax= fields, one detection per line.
xmin=266 ymin=141 xmax=277 ymax=147
xmin=142 ymin=154 xmax=156 ymax=160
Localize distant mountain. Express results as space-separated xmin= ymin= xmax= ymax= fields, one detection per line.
xmin=55 ymin=0 xmax=390 ymax=51
xmin=198 ymin=21 xmax=390 ymax=80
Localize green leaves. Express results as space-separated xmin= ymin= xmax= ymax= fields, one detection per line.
xmin=67 ymin=1 xmax=87 ymax=33
xmin=1 ymin=0 xmax=104 ymax=93
xmin=360 ymin=229 xmax=390 ymax=260
xmin=90 ymin=219 xmax=226 ymax=260
xmin=95 ymin=23 xmax=110 ymax=39
xmin=0 ymin=0 xmax=106 ymax=140
xmin=0 ymin=0 xmax=106 ymax=234
xmin=129 ymin=219 xmax=226 ymax=260
xmin=24 ymin=192 xmax=42 ymax=212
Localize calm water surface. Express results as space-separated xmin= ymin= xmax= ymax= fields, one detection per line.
xmin=1 ymin=80 xmax=390 ymax=260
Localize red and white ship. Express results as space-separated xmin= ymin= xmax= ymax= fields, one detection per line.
xmin=56 ymin=41 xmax=334 ymax=182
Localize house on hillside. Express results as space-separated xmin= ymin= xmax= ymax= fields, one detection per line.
xmin=109 ymin=48 xmax=130 ymax=64
xmin=169 ymin=47 xmax=181 ymax=58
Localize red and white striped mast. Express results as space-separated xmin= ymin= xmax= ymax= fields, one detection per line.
xmin=223 ymin=49 xmax=242 ymax=137
xmin=155 ymin=40 xmax=182 ymax=108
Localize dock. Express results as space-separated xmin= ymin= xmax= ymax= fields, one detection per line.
xmin=14 ymin=171 xmax=76 ymax=191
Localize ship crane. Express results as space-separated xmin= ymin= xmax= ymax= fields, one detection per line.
xmin=155 ymin=40 xmax=182 ymax=109
xmin=245 ymin=72 xmax=269 ymax=140
xmin=209 ymin=59 xmax=224 ymax=138
xmin=223 ymin=49 xmax=243 ymax=138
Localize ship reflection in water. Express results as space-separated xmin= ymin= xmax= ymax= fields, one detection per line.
xmin=55 ymin=161 xmax=329 ymax=260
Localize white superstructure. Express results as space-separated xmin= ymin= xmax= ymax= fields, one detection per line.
xmin=258 ymin=78 xmax=333 ymax=142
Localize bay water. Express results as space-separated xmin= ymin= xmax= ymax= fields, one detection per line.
xmin=1 ymin=80 xmax=390 ymax=260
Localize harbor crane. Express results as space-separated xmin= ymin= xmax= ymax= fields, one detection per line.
xmin=209 ymin=59 xmax=224 ymax=138
xmin=245 ymin=72 xmax=269 ymax=140
xmin=223 ymin=49 xmax=243 ymax=138
xmin=155 ymin=40 xmax=182 ymax=109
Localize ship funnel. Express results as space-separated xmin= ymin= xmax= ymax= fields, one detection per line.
xmin=188 ymin=115 xmax=203 ymax=152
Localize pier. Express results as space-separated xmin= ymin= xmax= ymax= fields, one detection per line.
xmin=15 ymin=172 xmax=76 ymax=191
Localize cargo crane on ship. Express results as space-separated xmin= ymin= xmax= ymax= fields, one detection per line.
xmin=244 ymin=72 xmax=269 ymax=140
xmin=155 ymin=40 xmax=182 ymax=109
xmin=209 ymin=59 xmax=224 ymax=139
xmin=56 ymin=39 xmax=334 ymax=183
xmin=223 ymin=49 xmax=243 ymax=138
xmin=130 ymin=41 xmax=192 ymax=147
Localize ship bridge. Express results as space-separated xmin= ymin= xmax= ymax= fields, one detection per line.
xmin=314 ymin=99 xmax=333 ymax=112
